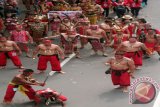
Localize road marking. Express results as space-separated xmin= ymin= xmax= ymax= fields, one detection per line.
xmin=61 ymin=53 xmax=75 ymax=67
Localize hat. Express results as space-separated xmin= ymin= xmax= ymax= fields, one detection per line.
xmin=115 ymin=51 xmax=125 ymax=55
xmin=122 ymin=15 xmax=133 ymax=20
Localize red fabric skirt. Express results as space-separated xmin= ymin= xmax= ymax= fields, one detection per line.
xmin=111 ymin=69 xmax=130 ymax=86
xmin=125 ymin=51 xmax=143 ymax=66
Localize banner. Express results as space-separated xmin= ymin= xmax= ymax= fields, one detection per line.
xmin=47 ymin=11 xmax=82 ymax=19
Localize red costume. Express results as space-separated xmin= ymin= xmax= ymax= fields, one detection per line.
xmin=111 ymin=69 xmax=130 ymax=86
xmin=5 ymin=18 xmax=17 ymax=32
xmin=50 ymin=19 xmax=61 ymax=31
xmin=113 ymin=36 xmax=129 ymax=49
xmin=125 ymin=51 xmax=143 ymax=66
xmin=36 ymin=88 xmax=67 ymax=102
xmin=101 ymin=0 xmax=112 ymax=9
xmin=144 ymin=41 xmax=156 ymax=53
xmin=128 ymin=0 xmax=142 ymax=8
xmin=0 ymin=51 xmax=22 ymax=67
xmin=60 ymin=34 xmax=79 ymax=54
xmin=3 ymin=83 xmax=41 ymax=103
xmin=0 ymin=18 xmax=4 ymax=32
xmin=10 ymin=30 xmax=29 ymax=52
xmin=77 ymin=26 xmax=88 ymax=47
xmin=89 ymin=38 xmax=104 ymax=52
xmin=38 ymin=54 xmax=61 ymax=72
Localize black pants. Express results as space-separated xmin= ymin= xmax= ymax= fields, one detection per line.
xmin=103 ymin=8 xmax=109 ymax=17
xmin=115 ymin=8 xmax=126 ymax=18
xmin=131 ymin=7 xmax=141 ymax=17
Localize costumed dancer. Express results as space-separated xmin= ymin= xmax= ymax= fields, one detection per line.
xmin=116 ymin=35 xmax=152 ymax=69
xmin=0 ymin=36 xmax=24 ymax=69
xmin=49 ymin=13 xmax=61 ymax=36
xmin=86 ymin=24 xmax=108 ymax=56
xmin=143 ymin=29 xmax=160 ymax=59
xmin=29 ymin=16 xmax=48 ymax=44
xmin=3 ymin=69 xmax=45 ymax=105
xmin=76 ymin=17 xmax=90 ymax=49
xmin=9 ymin=24 xmax=33 ymax=57
xmin=111 ymin=29 xmax=129 ymax=49
xmin=105 ymin=51 xmax=135 ymax=92
xmin=32 ymin=39 xmax=65 ymax=74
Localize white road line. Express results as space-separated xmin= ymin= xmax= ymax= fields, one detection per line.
xmin=61 ymin=53 xmax=75 ymax=67
xmin=153 ymin=91 xmax=160 ymax=107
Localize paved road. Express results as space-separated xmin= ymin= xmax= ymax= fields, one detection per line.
xmin=0 ymin=0 xmax=160 ymax=107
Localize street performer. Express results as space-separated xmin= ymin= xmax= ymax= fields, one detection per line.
xmin=86 ymin=25 xmax=108 ymax=56
xmin=111 ymin=29 xmax=130 ymax=49
xmin=0 ymin=36 xmax=24 ymax=69
xmin=116 ymin=35 xmax=152 ymax=69
xmin=9 ymin=24 xmax=33 ymax=58
xmin=3 ymin=69 xmax=45 ymax=105
xmin=144 ymin=29 xmax=160 ymax=57
xmin=105 ymin=51 xmax=135 ymax=92
xmin=32 ymin=39 xmax=65 ymax=74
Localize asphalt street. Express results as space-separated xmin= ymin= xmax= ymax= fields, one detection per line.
xmin=0 ymin=0 xmax=160 ymax=107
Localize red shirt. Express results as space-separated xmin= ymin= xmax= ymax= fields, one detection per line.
xmin=128 ymin=0 xmax=142 ymax=8
xmin=112 ymin=1 xmax=128 ymax=7
xmin=101 ymin=0 xmax=112 ymax=8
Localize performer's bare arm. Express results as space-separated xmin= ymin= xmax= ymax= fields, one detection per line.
xmin=32 ymin=46 xmax=40 ymax=58
xmin=141 ymin=43 xmax=152 ymax=55
xmin=26 ymin=31 xmax=33 ymax=43
xmin=45 ymin=23 xmax=48 ymax=35
xmin=12 ymin=42 xmax=22 ymax=55
xmin=127 ymin=59 xmax=135 ymax=78
xmin=42 ymin=35 xmax=60 ymax=40
xmin=15 ymin=76 xmax=44 ymax=86
xmin=127 ymin=59 xmax=135 ymax=73
xmin=80 ymin=35 xmax=99 ymax=39
xmin=101 ymin=30 xmax=108 ymax=43
xmin=55 ymin=45 xmax=64 ymax=59
xmin=105 ymin=57 xmax=114 ymax=65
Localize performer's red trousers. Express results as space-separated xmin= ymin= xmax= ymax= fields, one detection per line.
xmin=111 ymin=69 xmax=130 ymax=86
xmin=38 ymin=54 xmax=61 ymax=72
xmin=125 ymin=51 xmax=143 ymax=66
xmin=3 ymin=84 xmax=41 ymax=103
xmin=0 ymin=51 xmax=22 ymax=67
